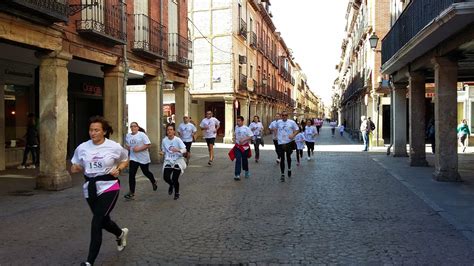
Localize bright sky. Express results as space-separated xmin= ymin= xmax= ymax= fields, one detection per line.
xmin=271 ymin=0 xmax=348 ymax=106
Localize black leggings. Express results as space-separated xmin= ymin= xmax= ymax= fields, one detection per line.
xmin=306 ymin=141 xmax=315 ymax=157
xmin=296 ymin=149 xmax=303 ymax=163
xmin=163 ymin=165 xmax=181 ymax=195
xmin=278 ymin=143 xmax=293 ymax=174
xmin=273 ymin=139 xmax=281 ymax=159
xmin=254 ymin=138 xmax=262 ymax=160
xmin=128 ymin=160 xmax=156 ymax=194
xmin=21 ymin=146 xmax=38 ymax=165
xmin=86 ymin=190 xmax=122 ymax=264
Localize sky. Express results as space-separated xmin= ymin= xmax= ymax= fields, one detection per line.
xmin=270 ymin=0 xmax=349 ymax=106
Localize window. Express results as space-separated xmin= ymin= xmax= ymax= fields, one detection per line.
xmin=4 ymin=85 xmax=35 ymax=148
xmin=250 ymin=65 xmax=253 ymax=79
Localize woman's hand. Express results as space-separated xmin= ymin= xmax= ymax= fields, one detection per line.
xmin=110 ymin=167 xmax=121 ymax=177
xmin=170 ymin=147 xmax=181 ymax=153
xmin=70 ymin=164 xmax=83 ymax=173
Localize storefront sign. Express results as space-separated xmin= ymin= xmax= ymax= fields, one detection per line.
xmin=82 ymin=83 xmax=102 ymax=96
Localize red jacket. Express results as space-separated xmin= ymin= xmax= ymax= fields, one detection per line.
xmin=228 ymin=144 xmax=252 ymax=161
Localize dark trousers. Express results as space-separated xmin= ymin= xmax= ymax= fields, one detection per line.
xmin=273 ymin=139 xmax=281 ymax=159
xmin=316 ymin=126 xmax=321 ymax=134
xmin=306 ymin=141 xmax=315 ymax=157
xmin=128 ymin=160 xmax=156 ymax=194
xmin=234 ymin=147 xmax=249 ymax=176
xmin=296 ymin=149 xmax=303 ymax=163
xmin=21 ymin=146 xmax=38 ymax=166
xmin=363 ymin=132 xmax=370 ymax=151
xmin=163 ymin=165 xmax=181 ymax=195
xmin=86 ymin=190 xmax=122 ymax=264
xmin=278 ymin=143 xmax=293 ymax=174
xmin=253 ymin=138 xmax=262 ymax=160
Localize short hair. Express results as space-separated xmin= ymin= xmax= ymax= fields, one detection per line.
xmin=166 ymin=123 xmax=175 ymax=131
xmin=89 ymin=116 xmax=113 ymax=138
xmin=237 ymin=115 xmax=244 ymax=121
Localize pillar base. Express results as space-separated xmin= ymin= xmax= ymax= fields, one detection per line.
xmin=223 ymin=136 xmax=233 ymax=144
xmin=409 ymin=158 xmax=429 ymax=167
xmin=393 ymin=152 xmax=408 ymax=158
xmin=433 ymin=170 xmax=461 ymax=182
xmin=36 ymin=171 xmax=72 ymax=191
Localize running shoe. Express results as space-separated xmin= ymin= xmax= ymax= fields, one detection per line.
xmin=174 ymin=193 xmax=180 ymax=200
xmin=26 ymin=165 xmax=36 ymax=169
xmin=296 ymin=162 xmax=300 ymax=166
xmin=124 ymin=193 xmax=135 ymax=200
xmin=152 ymin=182 xmax=158 ymax=191
xmin=280 ymin=174 xmax=285 ymax=182
xmin=276 ymin=158 xmax=281 ymax=164
xmin=288 ymin=170 xmax=292 ymax=178
xmin=117 ymin=228 xmax=129 ymax=251
xmin=80 ymin=262 xmax=91 ymax=266
xmin=307 ymin=157 xmax=311 ymax=161
xmin=234 ymin=176 xmax=241 ymax=181
xmin=17 ymin=165 xmax=26 ymax=169
xmin=463 ymin=147 xmax=466 ymax=152
xmin=208 ymin=160 xmax=213 ymax=166
xmin=245 ymin=171 xmax=250 ymax=178
xmin=168 ymin=186 xmax=173 ymax=195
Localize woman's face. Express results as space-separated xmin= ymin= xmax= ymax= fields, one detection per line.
xmin=306 ymin=120 xmax=311 ymax=126
xmin=166 ymin=126 xmax=175 ymax=137
xmin=130 ymin=123 xmax=139 ymax=134
xmin=253 ymin=116 xmax=258 ymax=122
xmin=89 ymin=122 xmax=106 ymax=144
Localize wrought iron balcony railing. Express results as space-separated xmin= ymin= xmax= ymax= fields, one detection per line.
xmin=258 ymin=37 xmax=264 ymax=53
xmin=168 ymin=33 xmax=193 ymax=69
xmin=382 ymin=0 xmax=458 ymax=65
xmin=239 ymin=74 xmax=248 ymax=91
xmin=249 ymin=31 xmax=257 ymax=49
xmin=132 ymin=14 xmax=167 ymax=59
xmin=341 ymin=74 xmax=364 ymax=104
xmin=239 ymin=18 xmax=247 ymax=39
xmin=1 ymin=0 xmax=69 ymax=23
xmin=76 ymin=0 xmax=127 ymax=45
xmin=253 ymin=79 xmax=258 ymax=93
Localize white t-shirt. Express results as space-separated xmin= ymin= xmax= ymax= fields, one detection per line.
xmin=126 ymin=131 xmax=151 ymax=164
xmin=269 ymin=120 xmax=279 ymax=140
xmin=235 ymin=125 xmax=254 ymax=145
xmin=200 ymin=117 xmax=220 ymax=139
xmin=294 ymin=132 xmax=306 ymax=150
xmin=276 ymin=119 xmax=299 ymax=145
xmin=161 ymin=136 xmax=187 ymax=162
xmin=330 ymin=121 xmax=337 ymax=128
xmin=304 ymin=126 xmax=317 ymax=142
xmin=249 ymin=122 xmax=264 ymax=138
xmin=178 ymin=122 xmax=197 ymax=142
xmin=71 ymin=139 xmax=128 ymax=198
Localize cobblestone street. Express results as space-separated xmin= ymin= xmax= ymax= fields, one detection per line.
xmin=1 ymin=126 xmax=474 ymax=265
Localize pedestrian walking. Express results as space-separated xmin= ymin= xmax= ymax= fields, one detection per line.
xmin=177 ymin=116 xmax=197 ymax=163
xmin=329 ymin=120 xmax=337 ymax=137
xmin=161 ymin=124 xmax=187 ymax=200
xmin=123 ymin=122 xmax=157 ymax=200
xmin=426 ymin=118 xmax=435 ymax=154
xmin=294 ymin=127 xmax=305 ymax=166
xmin=273 ymin=111 xmax=299 ymax=182
xmin=457 ymin=119 xmax=471 ymax=152
xmin=70 ymin=116 xmax=129 ymax=266
xmin=339 ymin=124 xmax=345 ymax=137
xmin=200 ymin=111 xmax=220 ymax=165
xmin=232 ymin=116 xmax=253 ymax=180
xmin=304 ymin=119 xmax=317 ymax=160
xmin=269 ymin=113 xmax=282 ymax=164
xmin=249 ymin=115 xmax=264 ymax=163
xmin=360 ymin=116 xmax=375 ymax=151
xmin=314 ymin=118 xmax=323 ymax=135
xmin=17 ymin=113 xmax=39 ymax=169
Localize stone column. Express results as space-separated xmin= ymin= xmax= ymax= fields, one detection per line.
xmin=145 ymin=76 xmax=163 ymax=163
xmin=223 ymin=96 xmax=234 ymax=144
xmin=393 ymin=83 xmax=408 ymax=157
xmin=174 ymin=83 xmax=189 ymax=122
xmin=432 ymin=57 xmax=461 ymax=181
xmin=103 ymin=66 xmax=125 ymax=144
xmin=240 ymin=99 xmax=249 ymax=123
xmin=36 ymin=51 xmax=72 ymax=190
xmin=408 ymin=72 xmax=428 ymax=166
xmin=0 ymin=81 xmax=5 ymax=170
xmin=250 ymin=101 xmax=257 ymax=122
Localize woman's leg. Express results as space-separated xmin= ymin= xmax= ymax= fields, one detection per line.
xmin=139 ymin=163 xmax=157 ymax=189
xmin=128 ymin=160 xmax=139 ymax=194
xmin=254 ymin=139 xmax=260 ymax=161
xmin=296 ymin=148 xmax=301 ymax=163
xmin=163 ymin=166 xmax=173 ymax=195
xmin=279 ymin=144 xmax=286 ymax=175
xmin=172 ymin=166 xmax=181 ymax=198
xmin=21 ymin=146 xmax=31 ymax=166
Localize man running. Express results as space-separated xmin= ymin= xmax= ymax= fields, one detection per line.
xmin=268 ymin=113 xmax=281 ymax=164
xmin=177 ymin=116 xmax=197 ymax=163
xmin=273 ymin=111 xmax=299 ymax=182
xmin=200 ymin=110 xmax=220 ymax=165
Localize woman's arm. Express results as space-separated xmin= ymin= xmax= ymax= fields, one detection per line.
xmin=70 ymin=164 xmax=83 ymax=174
xmin=110 ymin=160 xmax=129 ymax=177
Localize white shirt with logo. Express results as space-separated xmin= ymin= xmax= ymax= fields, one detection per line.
xmin=294 ymin=132 xmax=306 ymax=150
xmin=304 ymin=126 xmax=317 ymax=142
xmin=162 ymin=136 xmax=186 ymax=162
xmin=276 ymin=119 xmax=299 ymax=145
xmin=249 ymin=122 xmax=264 ymax=138
xmin=178 ymin=122 xmax=197 ymax=142
xmin=126 ymin=131 xmax=151 ymax=164
xmin=269 ymin=120 xmax=279 ymax=140
xmin=200 ymin=117 xmax=220 ymax=139
xmin=71 ymin=139 xmax=128 ymax=198
xmin=235 ymin=125 xmax=254 ymax=145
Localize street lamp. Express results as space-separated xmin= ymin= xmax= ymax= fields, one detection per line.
xmin=369 ymin=33 xmax=379 ymax=50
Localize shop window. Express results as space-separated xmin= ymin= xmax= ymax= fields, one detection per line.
xmin=4 ymin=85 xmax=34 ymax=148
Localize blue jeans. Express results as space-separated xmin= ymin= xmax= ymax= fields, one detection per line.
xmin=363 ymin=132 xmax=370 ymax=151
xmin=234 ymin=147 xmax=249 ymax=176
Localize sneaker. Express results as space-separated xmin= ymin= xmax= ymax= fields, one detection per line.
xmin=307 ymin=157 xmax=311 ymax=161
xmin=463 ymin=147 xmax=466 ymax=152
xmin=116 ymin=228 xmax=129 ymax=251
xmin=152 ymin=182 xmax=158 ymax=191
xmin=26 ymin=165 xmax=36 ymax=169
xmin=296 ymin=162 xmax=300 ymax=166
xmin=288 ymin=170 xmax=292 ymax=178
xmin=280 ymin=175 xmax=285 ymax=182
xmin=244 ymin=171 xmax=250 ymax=178
xmin=124 ymin=193 xmax=135 ymax=200
xmin=168 ymin=186 xmax=173 ymax=195
xmin=234 ymin=176 xmax=241 ymax=181
xmin=174 ymin=193 xmax=180 ymax=200
xmin=80 ymin=262 xmax=92 ymax=266
xmin=255 ymin=159 xmax=259 ymax=163
xmin=276 ymin=158 xmax=281 ymax=164
xmin=17 ymin=165 xmax=26 ymax=169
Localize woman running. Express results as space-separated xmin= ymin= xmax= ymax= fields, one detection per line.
xmin=123 ymin=122 xmax=157 ymax=200
xmin=294 ymin=127 xmax=305 ymax=166
xmin=71 ymin=116 xmax=129 ymax=266
xmin=161 ymin=124 xmax=187 ymax=200
xmin=249 ymin=115 xmax=264 ymax=163
xmin=304 ymin=119 xmax=317 ymax=160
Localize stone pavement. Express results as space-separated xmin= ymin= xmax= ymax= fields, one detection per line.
xmin=1 ymin=125 xmax=474 ymax=264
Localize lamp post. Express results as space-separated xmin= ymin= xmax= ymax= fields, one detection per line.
xmin=369 ymin=33 xmax=379 ymax=50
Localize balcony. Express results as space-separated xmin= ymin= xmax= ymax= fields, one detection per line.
xmin=168 ymin=33 xmax=193 ymax=69
xmin=341 ymin=74 xmax=364 ymax=105
xmin=382 ymin=0 xmax=474 ymax=72
xmin=239 ymin=74 xmax=248 ymax=91
xmin=239 ymin=18 xmax=247 ymax=39
xmin=1 ymin=0 xmax=69 ymax=24
xmin=253 ymin=79 xmax=258 ymax=93
xmin=76 ymin=0 xmax=127 ymax=45
xmin=249 ymin=31 xmax=257 ymax=49
xmin=132 ymin=14 xmax=167 ymax=59
xmin=258 ymin=37 xmax=265 ymax=53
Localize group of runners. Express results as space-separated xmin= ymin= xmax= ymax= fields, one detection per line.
xmin=71 ymin=110 xmax=322 ymax=265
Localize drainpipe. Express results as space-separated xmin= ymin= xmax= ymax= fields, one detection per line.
xmin=121 ymin=0 xmax=128 ymax=145
xmin=159 ymin=0 xmax=166 ymax=148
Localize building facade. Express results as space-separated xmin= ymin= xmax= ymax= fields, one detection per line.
xmin=0 ymin=0 xmax=192 ymax=189
xmin=382 ymin=0 xmax=474 ymax=181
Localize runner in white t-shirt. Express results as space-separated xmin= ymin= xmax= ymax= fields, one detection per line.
xmin=304 ymin=119 xmax=317 ymax=160
xmin=177 ymin=115 xmax=197 ymax=163
xmin=275 ymin=111 xmax=299 ymax=182
xmin=161 ymin=124 xmax=187 ymax=200
xmin=294 ymin=129 xmax=305 ymax=166
xmin=70 ymin=116 xmax=129 ymax=266
xmin=249 ymin=115 xmax=264 ymax=163
xmin=268 ymin=113 xmax=282 ymax=164
xmin=199 ymin=111 xmax=220 ymax=165
xmin=233 ymin=116 xmax=254 ymax=180
xmin=123 ymin=122 xmax=157 ymax=200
